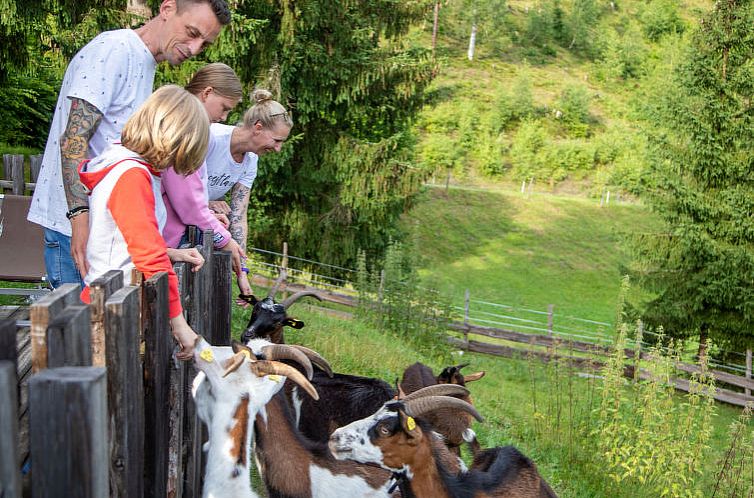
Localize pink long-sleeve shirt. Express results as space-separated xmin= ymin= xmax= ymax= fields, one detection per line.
xmin=161 ymin=162 xmax=232 ymax=249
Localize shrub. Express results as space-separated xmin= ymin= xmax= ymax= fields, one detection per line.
xmin=641 ymin=0 xmax=685 ymax=41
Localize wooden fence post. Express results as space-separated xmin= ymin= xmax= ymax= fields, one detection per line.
xmin=173 ymin=263 xmax=191 ymax=498
xmin=184 ymin=232 xmax=213 ymax=498
xmin=30 ymin=284 xmax=82 ymax=373
xmin=747 ymin=349 xmax=752 ymax=397
xmin=28 ymin=367 xmax=108 ymax=498
xmin=89 ymin=270 xmax=124 ymax=366
xmin=210 ymin=250 xmax=232 ymax=346
xmin=464 ymin=289 xmax=470 ymax=350
xmin=29 ymin=154 xmax=43 ymax=183
xmin=46 ymin=305 xmax=91 ymax=368
xmin=0 ymin=361 xmax=20 ymax=498
xmin=142 ymin=272 xmax=171 ymax=498
xmin=105 ymin=285 xmax=144 ymax=498
xmin=0 ymin=318 xmax=17 ymax=366
xmin=2 ymin=154 xmax=25 ymax=195
xmin=547 ymin=304 xmax=554 ymax=336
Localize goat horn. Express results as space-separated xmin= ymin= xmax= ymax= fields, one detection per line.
xmin=267 ymin=267 xmax=289 ymax=299
xmin=251 ymin=360 xmax=319 ymax=401
xmin=404 ymin=395 xmax=484 ymax=422
xmin=280 ymin=291 xmax=323 ymax=309
xmin=259 ymin=344 xmax=314 ymax=380
xmin=222 ymin=351 xmax=249 ymax=378
xmin=401 ymin=384 xmax=469 ymax=401
xmin=287 ymin=345 xmax=333 ymax=377
xmin=454 ymin=362 xmax=470 ymax=370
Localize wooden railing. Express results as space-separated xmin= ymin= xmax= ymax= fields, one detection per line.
xmin=1 ymin=154 xmax=42 ymax=195
xmin=0 ymin=229 xmax=232 ymax=498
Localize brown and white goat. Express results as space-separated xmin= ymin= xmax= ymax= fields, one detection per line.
xmin=253 ymin=388 xmax=399 ymax=498
xmin=400 ymin=362 xmax=486 ymax=457
xmin=329 ymin=394 xmax=558 ymax=498
xmin=192 ymin=337 xmax=322 ymax=498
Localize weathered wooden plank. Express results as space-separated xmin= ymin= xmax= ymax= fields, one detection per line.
xmin=105 ymin=285 xmax=144 ymax=498
xmin=184 ymin=234 xmax=213 ymax=498
xmin=29 ymin=154 xmax=43 ymax=183
xmin=0 ymin=361 xmax=20 ymax=498
xmin=0 ymin=318 xmax=17 ymax=364
xmin=2 ymin=154 xmax=24 ymax=195
xmin=210 ymin=249 xmax=232 ymax=346
xmin=46 ymin=305 xmax=91 ymax=368
xmin=142 ymin=272 xmax=171 ymax=498
xmin=89 ymin=270 xmax=124 ymax=366
xmin=168 ymin=264 xmax=188 ymax=498
xmin=30 ymin=283 xmax=82 ymax=373
xmin=29 ymin=367 xmax=108 ymax=498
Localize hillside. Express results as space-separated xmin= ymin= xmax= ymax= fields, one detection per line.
xmin=403 ymin=185 xmax=662 ymax=323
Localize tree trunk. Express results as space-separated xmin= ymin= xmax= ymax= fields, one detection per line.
xmin=467 ymin=23 xmax=477 ymax=61
xmin=697 ymin=325 xmax=708 ymax=363
xmin=432 ymin=2 xmax=440 ymax=59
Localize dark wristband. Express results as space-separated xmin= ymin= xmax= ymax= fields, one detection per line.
xmin=65 ymin=205 xmax=89 ymax=220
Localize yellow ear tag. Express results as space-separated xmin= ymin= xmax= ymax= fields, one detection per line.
xmin=199 ymin=349 xmax=214 ymax=362
xmin=240 ymin=350 xmax=252 ymax=360
xmin=406 ymin=416 xmax=416 ymax=431
xmin=267 ymin=374 xmax=282 ymax=383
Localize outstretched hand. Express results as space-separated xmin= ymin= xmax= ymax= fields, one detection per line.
xmin=167 ymin=247 xmax=205 ymax=272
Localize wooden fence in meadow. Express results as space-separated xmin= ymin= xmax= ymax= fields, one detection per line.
xmin=250 ymin=256 xmax=754 ymax=408
xmin=1 ymin=154 xmax=42 ymax=196
xmin=0 ymin=228 xmax=233 ymax=498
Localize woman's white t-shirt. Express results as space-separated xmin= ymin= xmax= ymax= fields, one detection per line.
xmin=204 ymin=123 xmax=259 ymax=201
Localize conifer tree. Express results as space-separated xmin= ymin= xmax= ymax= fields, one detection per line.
xmin=629 ymin=0 xmax=754 ymax=352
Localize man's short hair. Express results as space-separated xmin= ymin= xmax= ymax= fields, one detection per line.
xmin=178 ymin=0 xmax=232 ymax=25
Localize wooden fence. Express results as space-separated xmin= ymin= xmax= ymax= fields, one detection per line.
xmin=1 ymin=154 xmax=42 ymax=195
xmin=0 ymin=228 xmax=232 ymax=498
xmin=251 ymin=269 xmax=754 ymax=408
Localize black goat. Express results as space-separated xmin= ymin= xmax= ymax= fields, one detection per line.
xmin=239 ymin=267 xmax=322 ymax=343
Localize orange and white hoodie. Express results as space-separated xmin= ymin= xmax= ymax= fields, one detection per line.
xmin=79 ymin=144 xmax=182 ymax=318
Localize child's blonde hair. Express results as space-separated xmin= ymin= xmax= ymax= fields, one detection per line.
xmin=121 ymin=85 xmax=209 ymax=175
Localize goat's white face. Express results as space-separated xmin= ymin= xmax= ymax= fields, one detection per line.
xmin=329 ymin=405 xmax=394 ymax=467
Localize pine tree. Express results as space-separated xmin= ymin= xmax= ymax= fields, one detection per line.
xmin=629 ymin=0 xmax=754 ymax=352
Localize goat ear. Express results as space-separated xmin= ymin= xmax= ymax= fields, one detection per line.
xmin=463 ymin=371 xmax=485 ymax=383
xmin=399 ymin=410 xmax=420 ymax=440
xmin=231 ymin=341 xmax=254 ymax=357
xmin=238 ymin=293 xmax=258 ymax=305
xmin=283 ymin=318 xmax=305 ymax=329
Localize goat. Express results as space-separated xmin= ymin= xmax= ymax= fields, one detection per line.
xmin=192 ymin=337 xmax=322 ymax=498
xmin=239 ymin=265 xmax=322 ymax=344
xmin=400 ymin=362 xmax=486 ymax=457
xmin=253 ymin=387 xmax=398 ymax=497
xmin=329 ymin=392 xmax=558 ymax=498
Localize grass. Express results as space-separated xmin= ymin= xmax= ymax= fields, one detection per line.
xmin=231 ymin=303 xmax=748 ymax=498
xmin=403 ymin=186 xmax=663 ymax=323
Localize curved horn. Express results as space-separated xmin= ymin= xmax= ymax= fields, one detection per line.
xmin=281 ymin=291 xmax=323 ymax=309
xmin=251 ymin=360 xmax=319 ymax=401
xmin=222 ymin=351 xmax=248 ymax=378
xmin=401 ymin=384 xmax=469 ymax=401
xmin=454 ymin=362 xmax=470 ymax=371
xmin=404 ymin=395 xmax=484 ymax=422
xmin=287 ymin=345 xmax=333 ymax=377
xmin=259 ymin=344 xmax=314 ymax=380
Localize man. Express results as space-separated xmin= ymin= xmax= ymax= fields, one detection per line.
xmin=28 ymin=0 xmax=231 ymax=287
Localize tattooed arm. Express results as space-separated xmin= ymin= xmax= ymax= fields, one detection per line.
xmin=228 ymin=182 xmax=252 ymax=296
xmin=61 ymin=97 xmax=103 ymax=277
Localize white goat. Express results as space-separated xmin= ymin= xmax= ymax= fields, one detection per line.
xmin=192 ymin=337 xmax=320 ymax=498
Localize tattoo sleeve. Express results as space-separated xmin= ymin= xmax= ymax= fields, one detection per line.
xmin=61 ymin=98 xmax=103 ymax=210
xmin=228 ymin=183 xmax=251 ymax=253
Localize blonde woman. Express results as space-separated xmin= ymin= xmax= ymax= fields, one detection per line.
xmin=79 ymin=85 xmax=209 ymax=359
xmin=205 ymin=89 xmax=293 ymax=298
xmin=162 ymin=63 xmax=247 ymax=277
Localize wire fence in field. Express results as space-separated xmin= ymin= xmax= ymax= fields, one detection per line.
xmin=248 ymin=246 xmax=753 ymax=379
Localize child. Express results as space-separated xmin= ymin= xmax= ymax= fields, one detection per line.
xmin=79 ymin=84 xmax=209 ymax=359
xmin=161 ymin=63 xmax=246 ymax=275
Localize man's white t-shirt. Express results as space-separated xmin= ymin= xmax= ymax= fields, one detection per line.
xmin=205 ymin=123 xmax=259 ymax=201
xmin=28 ymin=29 xmax=157 ymax=235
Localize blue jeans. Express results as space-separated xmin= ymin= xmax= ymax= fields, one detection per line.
xmin=44 ymin=228 xmax=83 ymax=288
